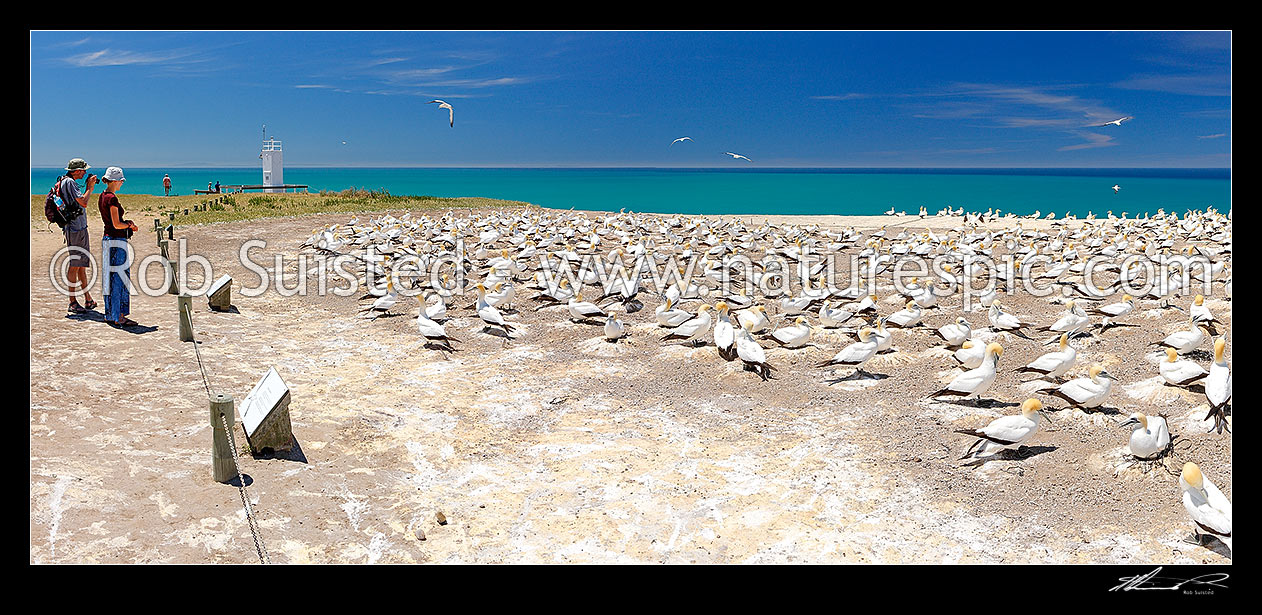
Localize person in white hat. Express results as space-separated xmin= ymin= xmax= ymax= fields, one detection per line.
xmin=59 ymin=158 xmax=97 ymax=313
xmin=98 ymin=167 xmax=140 ymax=327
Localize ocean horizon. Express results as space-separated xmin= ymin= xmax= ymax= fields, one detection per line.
xmin=31 ymin=167 xmax=1231 ymax=218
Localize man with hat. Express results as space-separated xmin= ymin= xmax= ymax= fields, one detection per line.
xmin=59 ymin=158 xmax=97 ymax=313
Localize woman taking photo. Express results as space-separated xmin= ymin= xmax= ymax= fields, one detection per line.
xmin=98 ymin=167 xmax=140 ymax=327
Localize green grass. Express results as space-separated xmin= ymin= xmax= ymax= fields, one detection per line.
xmin=31 ymin=190 xmax=536 ymax=232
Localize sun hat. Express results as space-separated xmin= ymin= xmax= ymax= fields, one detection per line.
xmin=102 ymin=166 xmax=126 ymax=182
xmin=65 ymin=158 xmax=91 ymax=171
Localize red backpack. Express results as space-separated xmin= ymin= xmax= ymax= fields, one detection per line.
xmin=43 ymin=176 xmax=83 ymax=228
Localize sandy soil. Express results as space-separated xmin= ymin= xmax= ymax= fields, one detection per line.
xmin=30 ymin=207 xmax=1231 ymax=564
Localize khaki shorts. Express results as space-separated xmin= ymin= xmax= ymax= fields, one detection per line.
xmin=64 ymin=226 xmax=91 ymax=268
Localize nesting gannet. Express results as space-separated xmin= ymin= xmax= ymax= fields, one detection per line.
xmin=1204 ymin=336 xmax=1231 ymax=434
xmin=1189 ymin=295 xmax=1221 ymax=328
xmin=736 ymin=305 xmax=771 ymax=334
xmin=930 ymin=342 xmax=1003 ymax=403
xmin=818 ymin=300 xmax=854 ymax=328
xmin=988 ymin=300 xmax=1034 ymax=338
xmin=1159 ymin=348 xmax=1209 ymax=387
xmin=567 ymin=292 xmax=608 ymax=323
xmin=1090 ymin=294 xmax=1134 ymax=332
xmin=1178 ymin=462 xmax=1232 ymax=552
xmin=1038 ymin=363 xmax=1115 ymax=409
xmin=713 ymin=302 xmax=737 ymax=361
xmin=1151 ymin=319 xmax=1209 ymax=354
xmin=1040 ymin=299 xmax=1090 ymax=333
xmin=661 ymin=304 xmax=713 ymax=346
xmin=604 ymin=310 xmax=626 ymax=342
xmin=655 ymin=297 xmax=694 ymax=327
xmin=885 ymin=300 xmax=924 ymax=328
xmin=1017 ymin=332 xmax=1078 ymax=381
xmin=954 ymin=340 xmax=986 ymax=369
xmin=957 ymin=398 xmax=1049 ymax=462
xmin=871 ymin=317 xmax=893 ymax=352
xmin=816 ymin=326 xmax=879 ymax=376
xmin=935 ymin=317 xmax=972 ymax=347
xmin=1120 ymin=412 xmax=1170 ymax=459
xmin=735 ymin=321 xmax=774 ymax=380
xmin=770 ymin=316 xmax=812 ymax=349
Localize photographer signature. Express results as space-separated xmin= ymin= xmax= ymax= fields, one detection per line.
xmin=1110 ymin=567 xmax=1229 ymax=592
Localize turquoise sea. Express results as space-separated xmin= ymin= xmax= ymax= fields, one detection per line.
xmin=31 ymin=167 xmax=1230 ymax=218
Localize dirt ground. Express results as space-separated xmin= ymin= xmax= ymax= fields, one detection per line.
xmin=30 ymin=208 xmax=1231 ymax=564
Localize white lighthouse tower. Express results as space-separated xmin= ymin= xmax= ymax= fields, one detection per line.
xmin=261 ymin=134 xmax=283 ymax=193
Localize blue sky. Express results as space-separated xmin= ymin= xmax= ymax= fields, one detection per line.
xmin=29 ymin=30 xmax=1231 ymax=168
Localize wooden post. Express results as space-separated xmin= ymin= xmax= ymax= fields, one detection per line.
xmin=169 ymin=212 xmax=176 ymax=221
xmin=167 ymin=257 xmax=180 ymax=295
xmin=167 ymin=225 xmax=174 ymax=241
xmin=183 ymin=208 xmax=190 ymax=216
xmin=178 ymin=293 xmax=193 ymax=341
xmin=153 ymin=218 xmax=161 ymax=233
xmin=210 ymin=394 xmax=237 ymax=483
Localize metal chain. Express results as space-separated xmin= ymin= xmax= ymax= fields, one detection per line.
xmin=183 ymin=303 xmax=214 ymax=401
xmin=185 ymin=300 xmax=269 ymax=564
xmin=220 ymin=411 xmax=270 ymax=564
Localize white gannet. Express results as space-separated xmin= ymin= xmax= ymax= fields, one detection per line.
xmin=428 ymin=99 xmax=454 ymax=127
xmin=1112 ymin=184 xmax=1121 ymax=193
xmin=769 ymin=316 xmax=812 ymax=349
xmin=604 ymin=310 xmax=626 ymax=342
xmin=713 ymin=302 xmax=737 ymax=361
xmin=1151 ymin=319 xmax=1208 ymax=354
xmin=957 ymin=398 xmax=1049 ymax=462
xmin=1159 ymin=347 xmax=1208 ymax=387
xmin=1189 ymin=294 xmax=1221 ymax=328
xmin=474 ymin=283 xmax=516 ymax=337
xmin=670 ymin=136 xmax=693 ymax=146
xmin=1040 ymin=299 xmax=1089 ymax=333
xmin=1178 ymin=462 xmax=1232 ymax=552
xmin=735 ymin=321 xmax=774 ymax=380
xmin=954 ymin=339 xmax=986 ymax=369
xmin=359 ymin=278 xmax=399 ymax=318
xmin=1120 ymin=412 xmax=1170 ymax=459
xmin=885 ymin=299 xmax=924 ymax=328
xmin=988 ymin=299 xmax=1034 ymax=338
xmin=871 ymin=317 xmax=893 ymax=352
xmin=930 ymin=342 xmax=1003 ymax=403
xmin=935 ymin=316 xmax=972 ymax=347
xmin=1038 ymin=363 xmax=1115 ymax=409
xmin=1017 ymin=332 xmax=1077 ymax=381
xmin=567 ymin=292 xmax=608 ymax=323
xmin=816 ymin=326 xmax=879 ymax=377
xmin=655 ymin=297 xmax=694 ymax=327
xmin=661 ymin=304 xmax=713 ymax=346
xmin=818 ymin=300 xmax=854 ymax=328
xmin=417 ymin=307 xmax=460 ymax=352
xmin=1204 ymin=336 xmax=1231 ymax=434
xmin=723 ymin=151 xmax=753 ymax=162
xmin=735 ymin=305 xmax=771 ymax=334
xmin=1090 ymin=116 xmax=1134 ymax=127
xmin=1090 ymin=293 xmax=1134 ymax=332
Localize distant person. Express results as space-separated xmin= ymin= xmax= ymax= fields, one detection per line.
xmin=163 ymin=173 xmax=171 ymax=196
xmin=98 ymin=167 xmax=140 ymax=327
xmin=59 ymin=158 xmax=97 ymax=313
xmin=214 ymin=181 xmax=221 ymax=193
xmin=208 ymin=181 xmax=213 ymax=193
